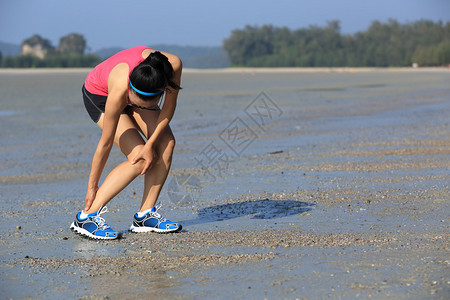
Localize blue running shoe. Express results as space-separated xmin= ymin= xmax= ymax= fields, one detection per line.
xmin=130 ymin=205 xmax=182 ymax=233
xmin=70 ymin=206 xmax=119 ymax=240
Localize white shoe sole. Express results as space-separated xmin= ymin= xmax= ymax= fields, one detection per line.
xmin=129 ymin=224 xmax=182 ymax=233
xmin=70 ymin=222 xmax=119 ymax=240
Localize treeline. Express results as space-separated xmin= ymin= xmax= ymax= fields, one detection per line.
xmin=0 ymin=53 xmax=101 ymax=68
xmin=0 ymin=38 xmax=229 ymax=69
xmin=0 ymin=33 xmax=101 ymax=68
xmin=223 ymin=20 xmax=450 ymax=67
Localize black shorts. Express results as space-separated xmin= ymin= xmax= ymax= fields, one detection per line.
xmin=82 ymin=84 xmax=129 ymax=123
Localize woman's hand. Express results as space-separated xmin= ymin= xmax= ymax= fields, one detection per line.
xmin=131 ymin=145 xmax=156 ymax=175
xmin=85 ymin=186 xmax=98 ymax=212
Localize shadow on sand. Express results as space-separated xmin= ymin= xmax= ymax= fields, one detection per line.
xmin=179 ymin=199 xmax=315 ymax=227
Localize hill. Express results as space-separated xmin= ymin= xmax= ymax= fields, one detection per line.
xmin=94 ymin=44 xmax=229 ymax=68
xmin=0 ymin=41 xmax=21 ymax=56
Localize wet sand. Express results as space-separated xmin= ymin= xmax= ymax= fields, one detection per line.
xmin=0 ymin=68 xmax=449 ymax=299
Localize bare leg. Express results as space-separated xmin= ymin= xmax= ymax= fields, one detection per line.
xmin=129 ymin=109 xmax=175 ymax=212
xmin=139 ymin=129 xmax=175 ymax=211
xmin=85 ymin=113 xmax=147 ymax=214
xmin=85 ymin=108 xmax=175 ymax=214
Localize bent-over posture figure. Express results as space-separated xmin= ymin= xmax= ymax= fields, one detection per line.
xmin=70 ymin=46 xmax=182 ymax=239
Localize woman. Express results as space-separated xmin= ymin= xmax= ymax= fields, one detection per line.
xmin=70 ymin=46 xmax=182 ymax=240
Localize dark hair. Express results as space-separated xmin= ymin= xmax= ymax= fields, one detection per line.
xmin=129 ymin=51 xmax=181 ymax=101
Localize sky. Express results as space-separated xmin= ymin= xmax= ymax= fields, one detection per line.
xmin=1 ymin=0 xmax=449 ymax=51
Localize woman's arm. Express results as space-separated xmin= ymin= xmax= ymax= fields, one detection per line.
xmin=131 ymin=53 xmax=182 ymax=174
xmin=85 ymin=64 xmax=128 ymax=211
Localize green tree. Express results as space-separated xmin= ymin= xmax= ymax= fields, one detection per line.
xmin=222 ymin=20 xmax=450 ymax=67
xmin=436 ymin=41 xmax=450 ymax=65
xmin=223 ymin=25 xmax=276 ymax=66
xmin=57 ymin=33 xmax=87 ymax=54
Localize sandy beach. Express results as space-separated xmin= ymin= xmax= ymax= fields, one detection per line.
xmin=0 ymin=68 xmax=449 ymax=299
xmin=0 ymin=66 xmax=449 ymax=74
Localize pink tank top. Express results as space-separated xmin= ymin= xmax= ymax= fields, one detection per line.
xmin=84 ymin=46 xmax=151 ymax=96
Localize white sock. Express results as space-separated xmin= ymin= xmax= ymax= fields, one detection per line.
xmin=137 ymin=208 xmax=152 ymax=218
xmin=79 ymin=211 xmax=89 ymax=219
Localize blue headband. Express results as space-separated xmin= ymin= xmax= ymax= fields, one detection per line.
xmin=130 ymin=81 xmax=164 ymax=96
